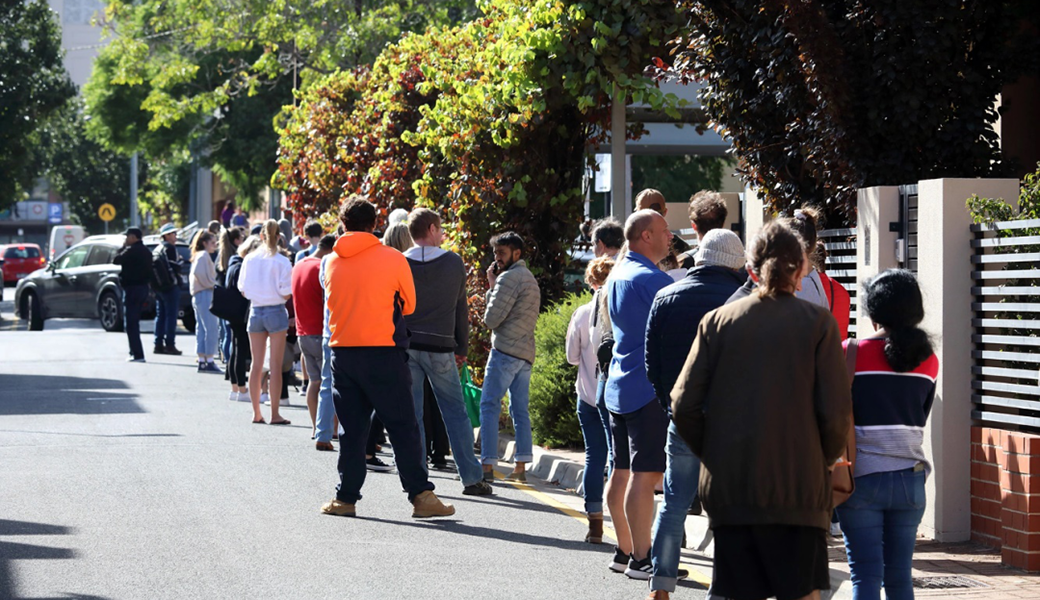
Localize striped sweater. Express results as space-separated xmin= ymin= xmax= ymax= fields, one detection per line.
xmin=846 ymin=337 xmax=939 ymax=478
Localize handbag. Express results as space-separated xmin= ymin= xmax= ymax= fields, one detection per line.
xmin=210 ymin=279 xmax=249 ymax=325
xmin=831 ymin=338 xmax=859 ymax=507
xmin=460 ymin=365 xmax=482 ymax=428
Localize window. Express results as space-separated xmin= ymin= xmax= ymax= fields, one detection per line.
xmin=54 ymin=246 xmax=89 ymax=270
xmin=86 ymin=245 xmax=116 ymax=266
xmin=4 ymin=246 xmax=41 ymax=259
xmin=63 ymin=0 xmax=105 ymax=25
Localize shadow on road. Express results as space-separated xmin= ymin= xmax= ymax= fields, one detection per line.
xmin=0 ymin=374 xmax=144 ymax=416
xmin=0 ymin=519 xmax=110 ymax=600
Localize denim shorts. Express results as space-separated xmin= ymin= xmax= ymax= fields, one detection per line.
xmin=248 ymin=304 xmax=288 ymax=334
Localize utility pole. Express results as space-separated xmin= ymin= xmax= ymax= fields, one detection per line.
xmin=129 ymin=152 xmax=139 ymax=227
xmin=610 ymin=85 xmax=628 ymax=219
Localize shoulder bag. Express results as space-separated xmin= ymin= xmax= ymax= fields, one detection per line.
xmin=831 ymin=338 xmax=859 ymax=507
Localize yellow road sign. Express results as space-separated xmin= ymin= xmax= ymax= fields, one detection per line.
xmin=98 ymin=203 xmax=116 ymax=222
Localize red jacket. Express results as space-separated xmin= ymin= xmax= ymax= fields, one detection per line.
xmin=819 ymin=272 xmax=851 ymax=340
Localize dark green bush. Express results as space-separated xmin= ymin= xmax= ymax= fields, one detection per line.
xmin=529 ymin=291 xmax=591 ymax=448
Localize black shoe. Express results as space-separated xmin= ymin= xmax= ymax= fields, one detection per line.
xmin=462 ymin=480 xmax=494 ymax=496
xmin=678 ymin=568 xmax=689 ymax=581
xmin=609 ymin=546 xmax=629 ymax=573
xmin=165 ymin=346 xmax=183 ymax=356
xmin=198 ymin=362 xmax=223 ymax=374
xmin=154 ymin=345 xmax=166 ymax=355
xmin=624 ymin=555 xmax=652 ymax=580
xmin=366 ymin=456 xmax=394 ymax=472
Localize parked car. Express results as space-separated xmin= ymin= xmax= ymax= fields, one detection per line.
xmin=14 ymin=235 xmax=196 ymax=333
xmin=1 ymin=243 xmax=47 ymax=285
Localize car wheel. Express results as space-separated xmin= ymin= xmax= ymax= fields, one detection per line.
xmin=99 ymin=290 xmax=124 ymax=332
xmin=21 ymin=291 xmax=44 ymax=331
xmin=182 ymin=312 xmax=195 ymax=334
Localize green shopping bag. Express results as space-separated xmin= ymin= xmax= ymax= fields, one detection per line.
xmin=460 ymin=364 xmax=482 ymax=428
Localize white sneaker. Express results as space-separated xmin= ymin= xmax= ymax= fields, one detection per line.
xmin=830 ymin=522 xmax=843 ymax=538
xmin=237 ymin=392 xmax=251 ymax=402
xmin=228 ymin=391 xmax=237 ymax=402
xmin=260 ymin=393 xmax=270 ymax=405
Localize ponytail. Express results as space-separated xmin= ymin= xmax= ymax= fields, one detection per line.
xmin=884 ymin=326 xmax=934 ymax=373
xmin=260 ymin=219 xmax=280 ymax=257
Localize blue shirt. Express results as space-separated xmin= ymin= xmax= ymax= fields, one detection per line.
xmin=295 ymin=246 xmax=315 ymax=264
xmin=605 ymin=251 xmax=674 ymax=414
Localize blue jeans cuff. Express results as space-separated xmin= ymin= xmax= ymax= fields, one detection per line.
xmin=650 ymin=576 xmax=677 ymax=593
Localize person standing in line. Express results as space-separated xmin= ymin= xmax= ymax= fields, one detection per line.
xmin=643 ymin=229 xmax=746 ymax=599
xmin=566 ymin=256 xmax=615 ymax=543
xmin=279 ymin=219 xmax=297 ymax=259
xmin=678 ymin=191 xmax=731 ymax=268
xmin=603 ymin=210 xmax=674 ymax=579
xmin=789 ymin=207 xmax=829 ymax=308
xmin=217 ymin=226 xmax=245 ymax=371
xmin=113 ymin=227 xmax=152 ymax=363
xmin=837 ymin=270 xmax=938 ymax=600
xmin=314 ymin=228 xmax=343 ymax=452
xmin=382 ymin=221 xmax=413 ymax=253
xmin=220 ymin=201 xmax=234 ymax=228
xmin=812 ymin=240 xmax=851 ymax=341
xmin=320 ymin=197 xmax=454 ymax=519
xmin=671 ymin=219 xmax=852 ymax=600
xmin=190 ymin=231 xmax=223 ymax=374
xmin=588 ymin=218 xmax=624 ymax=471
xmin=479 ymin=231 xmax=541 ymax=483
xmin=231 ymin=207 xmax=248 ymax=228
xmin=292 ymin=234 xmax=335 ymax=440
xmin=294 ymin=219 xmax=324 ymax=264
xmin=153 ymin=223 xmax=184 ymax=356
xmin=238 ymin=220 xmax=293 ymax=426
xmin=403 ymin=208 xmax=494 ymax=497
xmin=225 ymin=235 xmax=260 ymax=402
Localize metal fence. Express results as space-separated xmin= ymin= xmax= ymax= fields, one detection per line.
xmin=970 ymin=217 xmax=1040 ymax=432
xmin=819 ymin=227 xmax=858 ymax=338
xmin=897 ymin=184 xmax=920 ymax=272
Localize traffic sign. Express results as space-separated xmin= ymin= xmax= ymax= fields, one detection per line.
xmin=98 ymin=203 xmax=116 ymax=222
xmin=48 ymin=203 xmax=63 ymax=224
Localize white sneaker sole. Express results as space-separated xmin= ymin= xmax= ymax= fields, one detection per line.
xmin=624 ymin=567 xmax=651 ymax=580
xmin=609 ymin=561 xmax=627 ymax=573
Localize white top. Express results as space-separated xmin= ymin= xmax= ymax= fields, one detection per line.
xmin=403 ymin=245 xmax=448 ymax=262
xmin=666 ymin=268 xmax=687 ymax=282
xmin=238 ymin=250 xmax=292 ymax=307
xmin=565 ymin=301 xmax=598 ymax=406
xmin=796 ymin=268 xmax=829 ymax=308
xmin=189 ymin=251 xmax=217 ymax=295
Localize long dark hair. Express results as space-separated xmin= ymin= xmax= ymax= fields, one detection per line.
xmin=863 ymin=269 xmax=933 ymax=372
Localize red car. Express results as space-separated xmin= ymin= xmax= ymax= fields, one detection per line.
xmin=1 ymin=243 xmax=47 ymax=285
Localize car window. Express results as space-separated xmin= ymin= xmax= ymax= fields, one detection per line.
xmin=4 ymin=246 xmax=41 ymax=259
xmin=176 ymin=245 xmax=191 ymax=262
xmin=54 ymin=246 xmax=90 ymax=270
xmin=86 ymin=245 xmax=116 ymax=266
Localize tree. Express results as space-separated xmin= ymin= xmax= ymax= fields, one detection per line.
xmin=631 ymin=155 xmax=731 ymax=207
xmin=669 ymin=0 xmax=1040 ymax=224
xmin=0 ymin=0 xmax=76 ymax=210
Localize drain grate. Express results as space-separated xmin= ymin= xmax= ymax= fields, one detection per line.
xmin=912 ymin=576 xmax=989 ymax=590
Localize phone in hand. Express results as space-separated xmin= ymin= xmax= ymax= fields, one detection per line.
xmin=491 ymin=262 xmax=501 ymax=275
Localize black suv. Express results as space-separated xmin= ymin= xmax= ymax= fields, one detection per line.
xmin=14 ymin=235 xmax=196 ymax=333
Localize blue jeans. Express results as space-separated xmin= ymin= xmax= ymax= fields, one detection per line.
xmin=219 ymin=318 xmax=231 ymax=361
xmin=577 ymin=398 xmax=609 ymax=513
xmin=314 ymin=337 xmax=336 ymax=443
xmin=836 ymin=468 xmax=927 ymax=600
xmin=154 ymin=286 xmax=180 ymax=348
xmin=192 ymin=289 xmax=219 ymax=357
xmin=596 ymin=377 xmax=613 ymax=473
xmin=407 ymin=350 xmax=483 ymax=487
xmin=123 ymin=284 xmax=148 ymax=359
xmin=651 ymin=422 xmax=701 ymax=592
xmin=479 ymin=349 xmax=533 ymax=465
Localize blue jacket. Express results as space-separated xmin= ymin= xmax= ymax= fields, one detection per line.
xmin=645 ymin=265 xmax=745 ymax=412
xmin=605 ymin=251 xmax=674 ymax=414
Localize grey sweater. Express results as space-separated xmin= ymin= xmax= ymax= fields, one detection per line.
xmin=484 ymin=260 xmax=540 ymax=364
xmin=405 ymin=248 xmax=469 ymax=355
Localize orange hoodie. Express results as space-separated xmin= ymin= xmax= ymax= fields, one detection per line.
xmin=324 ymin=232 xmax=416 ymax=348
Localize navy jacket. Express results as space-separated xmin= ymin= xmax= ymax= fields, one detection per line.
xmin=645 ymin=265 xmax=745 ymax=412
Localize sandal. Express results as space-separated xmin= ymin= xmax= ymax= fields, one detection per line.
xmin=252 ymin=418 xmax=266 ymax=424
xmin=270 ymin=419 xmax=292 ymax=426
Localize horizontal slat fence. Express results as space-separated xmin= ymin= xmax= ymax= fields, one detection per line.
xmin=970 ymin=218 xmax=1040 ymax=432
xmin=819 ymin=227 xmax=857 ymax=338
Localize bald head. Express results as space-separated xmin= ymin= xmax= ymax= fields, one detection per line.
xmin=625 ymin=209 xmax=673 ymax=264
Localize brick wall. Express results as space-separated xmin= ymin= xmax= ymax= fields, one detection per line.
xmin=971 ymin=426 xmax=1040 ymax=571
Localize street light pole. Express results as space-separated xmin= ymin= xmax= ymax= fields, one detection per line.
xmin=130 ymin=152 xmax=139 ymax=227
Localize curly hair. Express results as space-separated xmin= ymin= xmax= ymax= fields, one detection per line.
xmin=584 ymin=256 xmax=615 ymax=288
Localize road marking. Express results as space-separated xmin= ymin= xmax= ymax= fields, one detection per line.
xmin=493 ymin=470 xmax=712 ymax=588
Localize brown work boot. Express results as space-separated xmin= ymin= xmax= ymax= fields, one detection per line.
xmin=320 ymin=499 xmax=356 ymax=517
xmin=585 ymin=511 xmax=604 ymax=544
xmin=315 ymin=441 xmax=334 ymax=452
xmin=412 ymin=491 xmax=455 ymax=518
xmin=644 ymin=591 xmax=670 ymax=600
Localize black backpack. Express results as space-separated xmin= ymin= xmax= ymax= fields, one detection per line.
xmin=151 ymin=245 xmax=175 ymax=292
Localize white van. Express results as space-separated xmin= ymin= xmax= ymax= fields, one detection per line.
xmin=48 ymin=225 xmax=86 ymax=261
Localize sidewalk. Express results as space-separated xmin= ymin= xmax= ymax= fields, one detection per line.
xmin=494 ymin=436 xmax=1040 ymax=598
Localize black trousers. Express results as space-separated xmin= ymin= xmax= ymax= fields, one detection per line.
xmin=423 ymin=377 xmax=450 ymax=461
xmin=228 ymin=322 xmax=251 ymax=387
xmin=331 ymin=347 xmax=433 ymax=504
xmin=123 ymin=284 xmax=149 ymax=360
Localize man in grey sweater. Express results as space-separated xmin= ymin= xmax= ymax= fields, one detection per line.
xmin=404 ymin=208 xmax=493 ymax=497
xmin=480 ymin=231 xmax=541 ymax=482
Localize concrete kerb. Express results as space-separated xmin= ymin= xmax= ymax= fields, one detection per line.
xmin=492 ymin=433 xmax=585 ymax=490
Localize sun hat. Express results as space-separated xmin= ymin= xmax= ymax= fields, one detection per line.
xmin=696 ymin=229 xmax=746 ymax=270
xmin=158 ymin=223 xmax=177 ymax=236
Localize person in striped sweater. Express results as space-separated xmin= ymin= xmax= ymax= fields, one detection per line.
xmin=837 ymin=269 xmax=939 ymax=600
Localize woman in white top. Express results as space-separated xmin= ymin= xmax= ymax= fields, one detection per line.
xmin=565 ymin=256 xmax=615 ymax=545
xmin=238 ymin=220 xmax=293 ymax=425
xmin=790 ymin=207 xmax=829 ymax=308
xmin=190 ymin=231 xmax=222 ymax=373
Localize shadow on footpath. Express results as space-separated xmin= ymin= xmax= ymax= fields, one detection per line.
xmin=0 ymin=374 xmax=144 ymax=417
xmin=0 ymin=519 xmax=111 ymax=600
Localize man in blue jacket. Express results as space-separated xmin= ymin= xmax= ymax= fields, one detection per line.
xmin=644 ymin=229 xmax=746 ymax=599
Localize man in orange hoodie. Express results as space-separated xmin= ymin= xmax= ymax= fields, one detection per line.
xmin=319 ymin=197 xmax=455 ymax=519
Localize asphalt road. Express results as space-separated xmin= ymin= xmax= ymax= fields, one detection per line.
xmin=0 ymin=315 xmax=714 ymax=600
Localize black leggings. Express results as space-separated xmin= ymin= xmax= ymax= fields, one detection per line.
xmin=229 ymin=322 xmax=251 ymax=387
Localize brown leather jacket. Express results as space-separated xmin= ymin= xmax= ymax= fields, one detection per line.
xmin=671 ymin=293 xmax=852 ymax=531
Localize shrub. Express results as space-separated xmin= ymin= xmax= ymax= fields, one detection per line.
xmin=529 ymin=291 xmax=591 ymax=448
